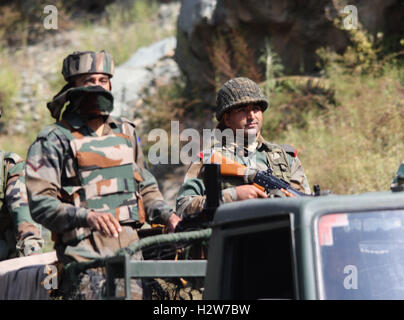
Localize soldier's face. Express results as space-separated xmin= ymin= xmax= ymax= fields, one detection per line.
xmin=223 ymin=104 xmax=263 ymax=138
xmin=74 ymin=74 xmax=111 ymax=91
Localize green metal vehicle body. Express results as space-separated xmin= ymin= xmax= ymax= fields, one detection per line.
xmin=104 ymin=159 xmax=404 ymax=300
xmin=105 ymin=188 xmax=404 ymax=300
xmin=204 ymin=190 xmax=404 ymax=299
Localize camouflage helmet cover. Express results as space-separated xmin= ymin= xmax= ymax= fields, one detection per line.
xmin=62 ymin=50 xmax=114 ymax=81
xmin=216 ymin=77 xmax=269 ymax=121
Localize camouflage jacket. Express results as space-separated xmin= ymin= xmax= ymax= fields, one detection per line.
xmin=26 ymin=114 xmax=174 ymax=258
xmin=176 ymin=135 xmax=311 ymax=217
xmin=391 ymin=161 xmax=404 ymax=191
xmin=0 ymin=151 xmax=43 ymax=261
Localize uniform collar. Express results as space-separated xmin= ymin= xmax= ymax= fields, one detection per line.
xmin=257 ymin=134 xmax=280 ymax=152
xmin=257 ymin=134 xmax=269 ymax=151
xmin=105 ymin=115 xmax=120 ymax=128
xmin=63 ymin=113 xmax=86 ymax=130
xmin=63 ymin=114 xmax=119 ymax=130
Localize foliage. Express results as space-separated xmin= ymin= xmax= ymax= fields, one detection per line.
xmin=0 ymin=0 xmax=178 ymax=255
xmin=318 ymin=1 xmax=403 ymax=76
xmin=274 ymin=64 xmax=404 ymax=194
xmin=80 ymin=0 xmax=164 ymax=66
xmin=0 ymin=51 xmax=20 ymax=130
xmin=142 ymin=79 xmax=188 ymax=133
xmin=259 ymin=39 xmax=284 ymax=94
xmin=261 ymin=76 xmax=335 ymax=142
xmin=261 ymin=21 xmax=404 ymax=194
xmin=206 ymin=27 xmax=264 ymax=89
xmin=0 ymin=0 xmax=171 ymax=158
xmin=0 ymin=0 xmax=72 ymax=47
xmin=140 ymin=77 xmax=201 ymax=165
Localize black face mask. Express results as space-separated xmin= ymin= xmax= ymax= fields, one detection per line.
xmin=67 ymin=85 xmax=114 ymax=117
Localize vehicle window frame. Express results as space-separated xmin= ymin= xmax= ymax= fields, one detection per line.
xmin=219 ymin=214 xmax=299 ymax=300
xmin=313 ymin=209 xmax=404 ymax=300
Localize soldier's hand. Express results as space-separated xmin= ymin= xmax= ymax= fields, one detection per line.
xmin=87 ymin=211 xmax=122 ymax=238
xmin=236 ymin=184 xmax=267 ymax=200
xmin=167 ymin=213 xmax=181 ymax=233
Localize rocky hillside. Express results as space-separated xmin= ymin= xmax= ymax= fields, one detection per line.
xmin=175 ymin=0 xmax=403 ymax=105
xmin=0 ymin=1 xmax=184 ymax=208
xmin=2 ymin=1 xmax=181 ymax=133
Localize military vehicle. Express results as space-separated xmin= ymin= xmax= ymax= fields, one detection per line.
xmin=1 ymin=163 xmax=404 ymax=300
xmin=103 ymin=162 xmax=404 ymax=300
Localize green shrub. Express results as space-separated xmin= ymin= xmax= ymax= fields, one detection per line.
xmin=206 ymin=28 xmax=264 ymax=89
xmin=79 ymin=0 xmax=166 ymax=66
xmin=0 ymin=51 xmax=20 ymax=129
xmin=261 ymin=55 xmax=403 ymax=194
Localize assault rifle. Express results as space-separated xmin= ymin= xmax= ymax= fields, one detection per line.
xmin=175 ymin=151 xmax=330 ymax=232
xmin=208 ymin=150 xmax=331 ymax=197
xmin=208 ymin=150 xmax=308 ymax=198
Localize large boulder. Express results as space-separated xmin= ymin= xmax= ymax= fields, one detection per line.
xmin=175 ymin=0 xmax=403 ymax=105
xmin=111 ymin=36 xmax=180 ymax=120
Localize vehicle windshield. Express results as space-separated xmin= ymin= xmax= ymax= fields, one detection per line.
xmin=317 ymin=210 xmax=404 ymax=299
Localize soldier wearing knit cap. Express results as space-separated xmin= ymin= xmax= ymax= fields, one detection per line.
xmin=176 ymin=77 xmax=310 ymax=217
xmin=25 ymin=50 xmax=181 ymax=299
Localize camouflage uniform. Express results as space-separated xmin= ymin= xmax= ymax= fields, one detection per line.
xmin=26 ymin=114 xmax=174 ymax=262
xmin=176 ymin=136 xmax=310 ymax=216
xmin=0 ymin=151 xmax=43 ymax=261
xmin=25 ymin=51 xmax=175 ymax=264
xmin=176 ymin=77 xmax=310 ymax=217
xmin=26 ymin=51 xmax=176 ymax=300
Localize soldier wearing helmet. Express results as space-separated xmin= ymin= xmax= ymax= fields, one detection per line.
xmin=0 ymin=108 xmax=43 ymax=261
xmin=176 ymin=77 xmax=311 ymax=217
xmin=25 ymin=51 xmax=180 ymax=298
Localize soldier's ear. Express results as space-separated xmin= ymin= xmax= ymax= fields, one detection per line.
xmin=70 ymin=75 xmax=81 ymax=87
xmin=223 ymin=112 xmax=230 ymax=128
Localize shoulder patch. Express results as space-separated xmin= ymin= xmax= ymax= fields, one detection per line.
xmin=117 ymin=116 xmax=136 ymax=128
xmin=37 ymin=124 xmax=59 ymax=139
xmin=261 ymin=141 xmax=285 ymax=154
xmin=3 ymin=151 xmax=23 ymax=164
xmin=280 ymin=144 xmax=298 ymax=158
xmin=113 ymin=116 xmax=137 ymax=137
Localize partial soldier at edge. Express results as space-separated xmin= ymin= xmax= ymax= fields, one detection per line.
xmin=0 ymin=109 xmax=43 ymax=261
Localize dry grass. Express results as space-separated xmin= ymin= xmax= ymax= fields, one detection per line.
xmin=206 ymin=28 xmax=264 ymax=89
xmin=0 ymin=51 xmax=20 ymax=129
xmin=263 ymin=64 xmax=404 ymax=194
xmin=79 ymin=0 xmax=168 ymax=66
xmin=0 ymin=0 xmax=172 ymax=155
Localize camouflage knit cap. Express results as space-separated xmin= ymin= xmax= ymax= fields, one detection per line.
xmin=216 ymin=77 xmax=269 ymax=121
xmin=62 ymin=50 xmax=114 ymax=81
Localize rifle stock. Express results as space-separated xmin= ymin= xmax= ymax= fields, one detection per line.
xmin=210 ymin=151 xmax=247 ymax=176
xmin=252 ymin=183 xmax=266 ymax=193
xmin=175 ymin=151 xmax=330 ymax=233
xmin=209 ymin=150 xmax=306 ymax=197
